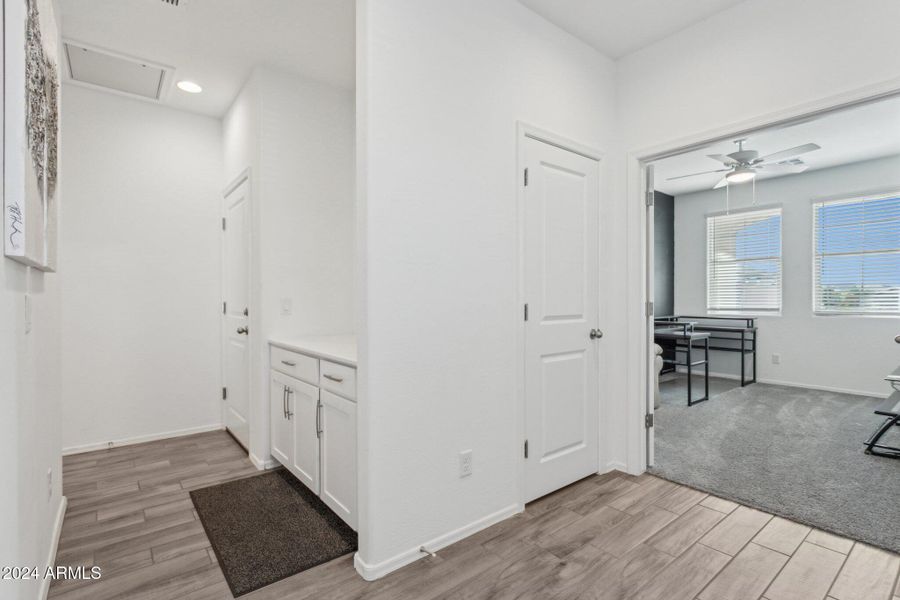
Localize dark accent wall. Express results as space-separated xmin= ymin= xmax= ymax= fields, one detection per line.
xmin=654 ymin=191 xmax=675 ymax=316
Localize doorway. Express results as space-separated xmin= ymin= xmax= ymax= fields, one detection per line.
xmin=520 ymin=127 xmax=603 ymax=503
xmin=640 ymin=91 xmax=900 ymax=554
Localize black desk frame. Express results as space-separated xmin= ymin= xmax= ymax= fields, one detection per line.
xmin=655 ymin=323 xmax=710 ymax=406
xmin=864 ymin=392 xmax=900 ymax=459
xmin=657 ymin=315 xmax=758 ymax=386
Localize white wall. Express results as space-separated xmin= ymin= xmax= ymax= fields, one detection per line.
xmin=357 ymin=0 xmax=619 ymax=577
xmin=1 ymin=2 xmax=65 ymax=598
xmin=616 ymin=0 xmax=900 ymax=472
xmin=59 ymin=85 xmax=224 ymax=452
xmin=223 ymin=67 xmax=355 ymax=465
xmin=674 ymin=155 xmax=900 ymax=397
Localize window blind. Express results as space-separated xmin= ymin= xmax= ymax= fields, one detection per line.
xmin=707 ymin=207 xmax=782 ymax=313
xmin=813 ymin=193 xmax=900 ymax=315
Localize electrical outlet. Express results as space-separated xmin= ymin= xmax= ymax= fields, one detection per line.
xmin=47 ymin=468 xmax=53 ymax=500
xmin=772 ymin=353 xmax=781 ymax=365
xmin=281 ymin=298 xmax=293 ymax=316
xmin=459 ymin=450 xmax=473 ymax=478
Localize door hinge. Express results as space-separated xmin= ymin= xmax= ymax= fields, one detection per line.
xmin=221 ymin=217 xmax=226 ymax=231
xmin=646 ymin=301 xmax=654 ymax=318
xmin=646 ymin=190 xmax=655 ymax=207
xmin=223 ymin=301 xmax=226 ymax=314
xmin=524 ymin=439 xmax=529 ymax=459
xmin=524 ymin=168 xmax=529 ymax=187
xmin=222 ymin=387 xmax=227 ymax=400
xmin=524 ymin=303 xmax=529 ymax=321
xmin=645 ymin=413 xmax=654 ymax=428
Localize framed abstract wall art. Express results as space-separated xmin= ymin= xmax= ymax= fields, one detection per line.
xmin=4 ymin=0 xmax=60 ymax=271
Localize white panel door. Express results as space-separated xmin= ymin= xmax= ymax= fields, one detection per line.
xmin=270 ymin=372 xmax=293 ymax=467
xmin=222 ymin=177 xmax=251 ymax=449
xmin=524 ymin=136 xmax=601 ymax=503
xmin=320 ymin=390 xmax=357 ymax=530
xmin=291 ymin=377 xmax=321 ymax=494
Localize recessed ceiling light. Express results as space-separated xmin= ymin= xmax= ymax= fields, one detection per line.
xmin=176 ymin=80 xmax=202 ymax=94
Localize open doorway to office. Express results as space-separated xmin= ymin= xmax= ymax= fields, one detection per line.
xmin=644 ymin=93 xmax=900 ymax=555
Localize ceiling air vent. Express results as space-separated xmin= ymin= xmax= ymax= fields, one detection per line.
xmin=63 ymin=41 xmax=173 ymax=101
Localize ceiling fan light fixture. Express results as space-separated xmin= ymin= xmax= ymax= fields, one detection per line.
xmin=726 ymin=167 xmax=756 ymax=184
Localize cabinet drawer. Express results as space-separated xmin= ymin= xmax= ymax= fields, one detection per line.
xmin=319 ymin=360 xmax=356 ymax=401
xmin=271 ymin=346 xmax=318 ymax=385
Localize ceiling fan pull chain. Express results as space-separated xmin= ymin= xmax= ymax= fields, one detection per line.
xmin=725 ymin=181 xmax=730 ymax=215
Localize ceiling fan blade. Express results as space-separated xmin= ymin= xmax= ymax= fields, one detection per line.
xmin=666 ymin=168 xmax=731 ymax=181
xmin=707 ymin=154 xmax=739 ymax=166
xmin=757 ymin=143 xmax=821 ymax=163
xmin=713 ymin=177 xmax=729 ymax=189
xmin=758 ymin=162 xmax=809 ymax=174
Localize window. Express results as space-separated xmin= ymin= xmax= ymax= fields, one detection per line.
xmin=707 ymin=207 xmax=782 ymax=314
xmin=813 ymin=193 xmax=900 ymax=315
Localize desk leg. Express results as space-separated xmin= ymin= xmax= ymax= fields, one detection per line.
xmin=705 ymin=338 xmax=710 ymax=401
xmin=752 ymin=332 xmax=757 ymax=384
xmin=687 ymin=341 xmax=693 ymax=406
xmin=740 ymin=330 xmax=746 ymax=386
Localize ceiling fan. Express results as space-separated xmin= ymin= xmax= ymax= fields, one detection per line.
xmin=667 ymin=138 xmax=821 ymax=189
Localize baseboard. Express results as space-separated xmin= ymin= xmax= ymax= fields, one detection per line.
xmin=353 ymin=503 xmax=522 ymax=581
xmin=249 ymin=452 xmax=279 ymax=471
xmin=62 ymin=424 xmax=224 ymax=456
xmin=605 ymin=460 xmax=628 ymax=473
xmin=673 ymin=368 xmax=888 ymax=398
xmin=39 ymin=495 xmax=67 ymax=600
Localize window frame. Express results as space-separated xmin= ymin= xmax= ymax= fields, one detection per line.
xmin=705 ymin=204 xmax=783 ymax=317
xmin=811 ymin=190 xmax=900 ymax=318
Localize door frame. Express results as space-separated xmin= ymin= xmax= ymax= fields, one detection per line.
xmin=221 ymin=169 xmax=253 ymax=450
xmin=515 ymin=122 xmax=605 ymax=508
xmin=630 ymin=77 xmax=900 ymax=473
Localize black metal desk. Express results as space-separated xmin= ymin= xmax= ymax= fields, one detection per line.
xmin=654 ymin=327 xmax=710 ymax=406
xmin=656 ymin=316 xmax=757 ymax=386
xmin=864 ymin=391 xmax=900 ymax=459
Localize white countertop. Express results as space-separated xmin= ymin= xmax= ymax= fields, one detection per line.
xmin=269 ymin=334 xmax=357 ymax=367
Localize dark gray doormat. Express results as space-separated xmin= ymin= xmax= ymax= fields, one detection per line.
xmin=651 ymin=376 xmax=900 ymax=554
xmin=190 ymin=469 xmax=357 ymax=596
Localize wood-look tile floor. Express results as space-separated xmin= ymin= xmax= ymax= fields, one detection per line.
xmin=50 ymin=431 xmax=900 ymax=600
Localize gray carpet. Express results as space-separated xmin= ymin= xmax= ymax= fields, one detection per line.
xmin=190 ymin=469 xmax=357 ymax=596
xmin=651 ymin=375 xmax=900 ymax=553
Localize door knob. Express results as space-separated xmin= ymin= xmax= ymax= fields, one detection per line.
xmin=590 ymin=329 xmax=603 ymax=340
xmin=236 ymin=326 xmax=249 ymax=335
xmin=895 ymin=334 xmax=900 ymax=344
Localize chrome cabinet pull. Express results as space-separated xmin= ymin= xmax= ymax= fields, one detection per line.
xmin=286 ymin=388 xmax=293 ymax=419
xmin=590 ymin=329 xmax=603 ymax=340
xmin=281 ymin=360 xmax=296 ymax=367
xmin=236 ymin=326 xmax=249 ymax=335
xmin=323 ymin=374 xmax=344 ymax=383
xmin=282 ymin=386 xmax=288 ymax=419
xmin=316 ymin=400 xmax=323 ymax=438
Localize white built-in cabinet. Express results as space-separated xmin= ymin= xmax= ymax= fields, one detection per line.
xmin=270 ymin=343 xmax=357 ymax=529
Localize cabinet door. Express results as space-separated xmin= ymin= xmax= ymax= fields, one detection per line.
xmin=270 ymin=372 xmax=292 ymax=467
xmin=290 ymin=378 xmax=321 ymax=495
xmin=320 ymin=390 xmax=357 ymax=529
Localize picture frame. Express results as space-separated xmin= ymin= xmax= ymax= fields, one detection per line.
xmin=3 ymin=0 xmax=60 ymax=271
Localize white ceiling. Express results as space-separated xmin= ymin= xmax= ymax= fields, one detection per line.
xmin=59 ymin=0 xmax=355 ymax=117
xmin=518 ymin=0 xmax=746 ymax=59
xmin=654 ymin=95 xmax=900 ymax=196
